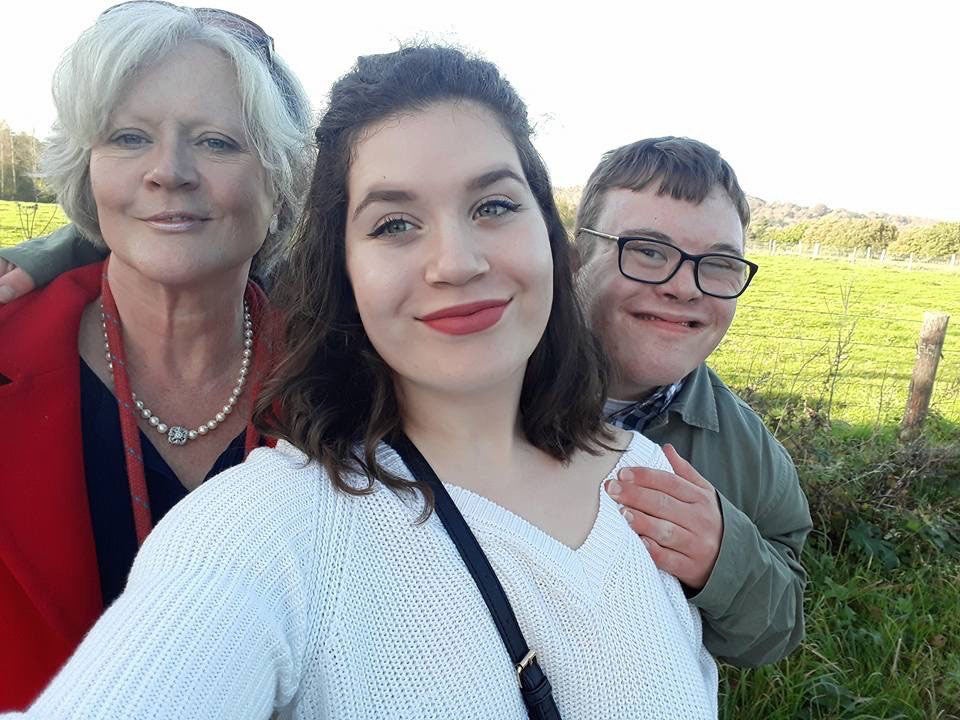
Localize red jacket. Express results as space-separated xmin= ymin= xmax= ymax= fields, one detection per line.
xmin=0 ymin=263 xmax=105 ymax=710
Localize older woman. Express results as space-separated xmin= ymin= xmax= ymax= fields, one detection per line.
xmin=0 ymin=2 xmax=312 ymax=709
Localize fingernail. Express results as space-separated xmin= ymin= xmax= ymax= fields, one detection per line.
xmin=0 ymin=286 xmax=14 ymax=303
xmin=620 ymin=508 xmax=634 ymax=523
xmin=619 ymin=468 xmax=634 ymax=483
xmin=607 ymin=480 xmax=622 ymax=497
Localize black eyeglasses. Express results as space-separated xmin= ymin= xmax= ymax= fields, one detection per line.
xmin=578 ymin=227 xmax=758 ymax=299
xmin=101 ymin=1 xmax=274 ymax=63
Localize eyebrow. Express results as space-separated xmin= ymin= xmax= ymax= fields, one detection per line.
xmin=352 ymin=190 xmax=416 ymax=220
xmin=620 ymin=228 xmax=744 ymax=257
xmin=466 ymin=167 xmax=526 ymax=191
xmin=352 ymin=167 xmax=527 ymax=221
xmin=113 ymin=113 xmax=244 ymax=132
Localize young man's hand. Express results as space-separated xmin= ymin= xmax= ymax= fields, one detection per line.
xmin=0 ymin=259 xmax=35 ymax=303
xmin=606 ymin=444 xmax=722 ymax=591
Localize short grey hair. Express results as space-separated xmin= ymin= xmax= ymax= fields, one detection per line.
xmin=41 ymin=2 xmax=314 ymax=278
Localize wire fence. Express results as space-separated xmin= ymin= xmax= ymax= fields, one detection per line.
xmin=746 ymin=241 xmax=960 ymax=272
xmin=710 ymin=302 xmax=959 ymax=433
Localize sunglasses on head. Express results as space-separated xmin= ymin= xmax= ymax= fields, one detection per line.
xmin=101 ymin=1 xmax=274 ymax=63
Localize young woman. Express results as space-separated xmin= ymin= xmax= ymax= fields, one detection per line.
xmin=15 ymin=46 xmax=717 ymax=719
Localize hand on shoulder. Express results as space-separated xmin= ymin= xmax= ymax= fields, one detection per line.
xmin=605 ymin=443 xmax=723 ymax=591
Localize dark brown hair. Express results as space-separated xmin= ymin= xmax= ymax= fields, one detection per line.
xmin=574 ymin=136 xmax=750 ymax=262
xmin=255 ymin=45 xmax=613 ymax=513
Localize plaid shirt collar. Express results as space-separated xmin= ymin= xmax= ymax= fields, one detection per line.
xmin=605 ymin=380 xmax=685 ymax=432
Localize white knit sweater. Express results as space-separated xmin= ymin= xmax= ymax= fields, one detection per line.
xmin=13 ymin=432 xmax=717 ymax=719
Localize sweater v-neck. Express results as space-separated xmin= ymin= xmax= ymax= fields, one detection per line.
xmin=429 ymin=435 xmax=658 ymax=604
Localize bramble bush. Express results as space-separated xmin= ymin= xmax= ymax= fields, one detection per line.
xmin=720 ymin=388 xmax=960 ymax=720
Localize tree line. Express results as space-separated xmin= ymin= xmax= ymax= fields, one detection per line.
xmin=750 ymin=216 xmax=960 ymax=260
xmin=0 ymin=121 xmax=55 ymax=203
xmin=556 ymin=188 xmax=960 ymax=261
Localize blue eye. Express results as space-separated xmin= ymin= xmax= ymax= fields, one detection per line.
xmin=113 ymin=133 xmax=147 ymax=147
xmin=370 ymin=217 xmax=415 ymax=237
xmin=201 ymin=137 xmax=236 ymax=151
xmin=474 ymin=199 xmax=520 ymax=219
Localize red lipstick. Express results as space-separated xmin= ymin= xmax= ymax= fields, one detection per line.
xmin=419 ymin=299 xmax=511 ymax=336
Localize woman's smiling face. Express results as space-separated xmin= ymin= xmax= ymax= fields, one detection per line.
xmin=344 ymin=101 xmax=554 ymax=398
xmin=89 ymin=42 xmax=276 ymax=288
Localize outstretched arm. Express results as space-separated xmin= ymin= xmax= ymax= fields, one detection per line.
xmin=9 ymin=455 xmax=322 ymax=719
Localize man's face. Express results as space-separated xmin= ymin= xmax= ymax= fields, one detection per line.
xmin=577 ymin=186 xmax=745 ymax=400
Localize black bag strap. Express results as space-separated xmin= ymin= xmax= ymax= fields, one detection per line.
xmin=388 ymin=432 xmax=562 ymax=720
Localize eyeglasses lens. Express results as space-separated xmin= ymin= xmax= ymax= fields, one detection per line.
xmin=620 ymin=239 xmax=750 ymax=298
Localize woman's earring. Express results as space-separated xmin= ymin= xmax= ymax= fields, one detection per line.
xmin=268 ymin=214 xmax=279 ymax=235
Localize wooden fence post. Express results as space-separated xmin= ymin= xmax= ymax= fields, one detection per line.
xmin=900 ymin=312 xmax=950 ymax=441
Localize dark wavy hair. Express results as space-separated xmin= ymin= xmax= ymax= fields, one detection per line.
xmin=256 ymin=45 xmax=613 ymax=512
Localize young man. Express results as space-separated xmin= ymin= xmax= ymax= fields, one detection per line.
xmin=575 ymin=136 xmax=811 ymax=666
xmin=0 ymin=137 xmax=811 ymax=668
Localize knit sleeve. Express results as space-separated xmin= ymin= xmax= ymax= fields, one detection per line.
xmin=10 ymin=444 xmax=327 ymax=720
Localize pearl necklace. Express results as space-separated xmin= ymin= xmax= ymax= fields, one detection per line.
xmin=100 ymin=303 xmax=254 ymax=446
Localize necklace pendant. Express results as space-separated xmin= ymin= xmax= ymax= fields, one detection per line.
xmin=167 ymin=426 xmax=190 ymax=445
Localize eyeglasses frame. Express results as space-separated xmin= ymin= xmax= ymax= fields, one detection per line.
xmin=577 ymin=227 xmax=759 ymax=299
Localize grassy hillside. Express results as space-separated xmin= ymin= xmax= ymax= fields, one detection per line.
xmin=747 ymin=196 xmax=938 ymax=230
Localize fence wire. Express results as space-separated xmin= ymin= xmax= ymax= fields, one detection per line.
xmin=711 ymin=304 xmax=959 ymax=431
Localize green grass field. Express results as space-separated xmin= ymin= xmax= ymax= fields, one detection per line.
xmin=0 ymin=200 xmax=68 ymax=248
xmin=711 ymin=254 xmax=960 ymax=432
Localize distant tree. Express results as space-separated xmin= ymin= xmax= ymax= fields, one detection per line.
xmin=889 ymin=223 xmax=960 ymax=259
xmin=802 ymin=217 xmax=897 ymax=251
xmin=748 ymin=217 xmax=772 ymax=244
xmin=0 ymin=120 xmax=15 ymax=200
xmin=0 ymin=121 xmax=55 ymax=202
xmin=767 ymin=221 xmax=809 ymax=246
xmin=552 ymin=186 xmax=581 ymax=237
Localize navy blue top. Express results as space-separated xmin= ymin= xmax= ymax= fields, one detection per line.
xmin=79 ymin=359 xmax=247 ymax=606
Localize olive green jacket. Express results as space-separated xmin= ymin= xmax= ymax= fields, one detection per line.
xmin=645 ymin=363 xmax=812 ymax=666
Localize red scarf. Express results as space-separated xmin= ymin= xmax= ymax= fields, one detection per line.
xmin=99 ymin=260 xmax=272 ymax=544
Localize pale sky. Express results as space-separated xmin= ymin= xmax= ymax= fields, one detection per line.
xmin=3 ymin=0 xmax=958 ymax=220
